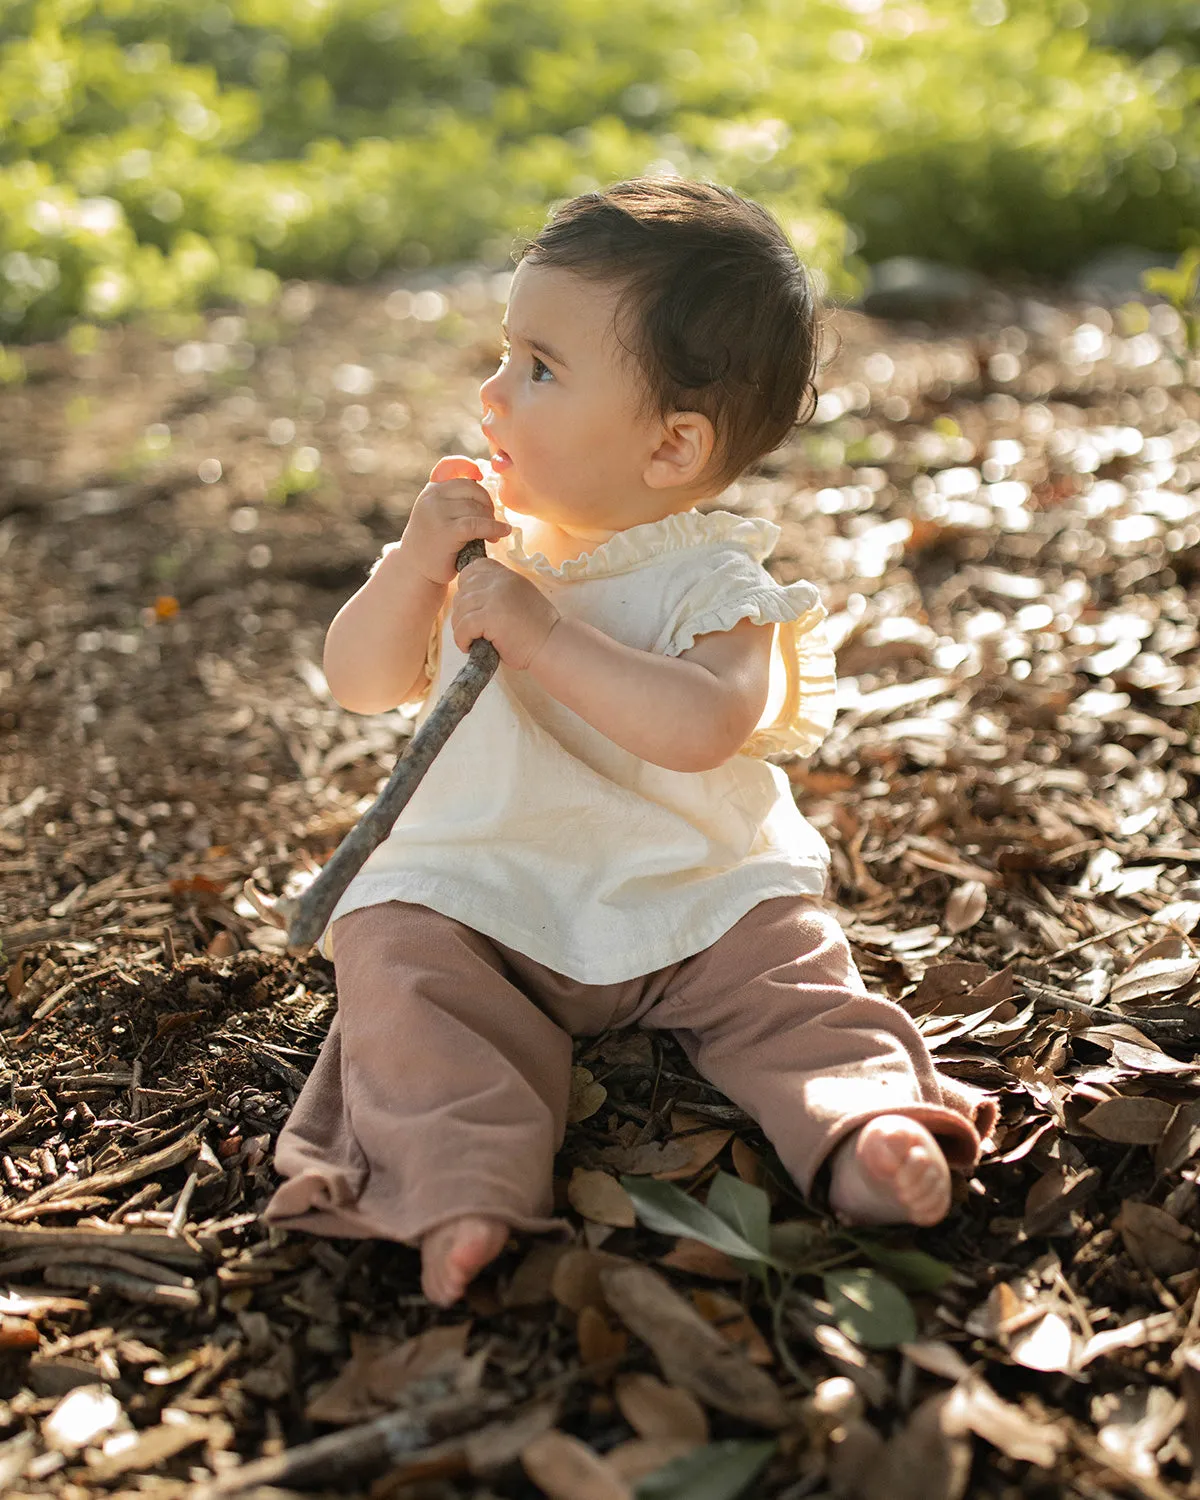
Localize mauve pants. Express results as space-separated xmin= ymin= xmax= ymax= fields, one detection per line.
xmin=264 ymin=896 xmax=996 ymax=1244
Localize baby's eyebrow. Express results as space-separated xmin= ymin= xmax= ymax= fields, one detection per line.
xmin=500 ymin=321 xmax=568 ymax=369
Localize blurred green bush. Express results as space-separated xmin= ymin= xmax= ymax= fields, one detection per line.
xmin=1 ymin=0 xmax=1197 ymax=337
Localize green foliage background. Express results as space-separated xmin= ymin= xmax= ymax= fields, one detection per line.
xmin=1 ymin=0 xmax=1198 ymax=338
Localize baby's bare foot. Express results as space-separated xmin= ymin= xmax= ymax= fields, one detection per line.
xmin=828 ymin=1115 xmax=951 ymax=1227
xmin=420 ymin=1215 xmax=509 ymax=1306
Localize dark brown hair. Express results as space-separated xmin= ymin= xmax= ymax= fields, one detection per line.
xmin=520 ymin=178 xmax=822 ymax=490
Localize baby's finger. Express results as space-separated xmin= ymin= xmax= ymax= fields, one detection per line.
xmin=430 ymin=454 xmax=483 ymax=484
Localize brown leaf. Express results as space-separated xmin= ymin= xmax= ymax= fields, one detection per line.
xmin=1117 ymin=1200 xmax=1199 ymax=1279
xmin=1111 ymin=937 xmax=1200 ymax=1004
xmin=614 ymin=1373 xmax=709 ymax=1443
xmin=521 ymin=1430 xmax=631 ymax=1500
xmin=652 ymin=1129 xmax=732 ymax=1181
xmin=943 ymin=881 xmax=988 ymax=935
xmin=1023 ymin=1165 xmax=1100 ymax=1236
xmin=690 ymin=1288 xmax=774 ymax=1365
xmin=1155 ymin=1097 xmax=1200 ymax=1175
xmin=864 ymin=1389 xmax=972 ymax=1500
xmin=568 ymin=1169 xmax=636 ymax=1228
xmin=731 ymin=1138 xmax=766 ymax=1187
xmin=658 ymin=1238 xmax=742 ymax=1281
xmin=304 ymin=1323 xmax=471 ymax=1424
xmin=1081 ymin=1095 xmax=1177 ymax=1145
xmin=551 ymin=1249 xmax=628 ymax=1314
xmin=600 ymin=1264 xmax=789 ymax=1429
xmin=595 ymin=1139 xmax=694 ymax=1176
xmin=364 ymin=1322 xmax=471 ymax=1404
xmin=906 ymin=962 xmax=990 ymax=1016
xmin=568 ymin=1067 xmax=607 ymax=1124
xmin=503 ymin=1242 xmax=571 ymax=1307
xmin=466 ymin=1400 xmax=558 ymax=1477
xmin=828 ymin=1417 xmax=887 ymax=1496
xmin=577 ymin=1305 xmax=628 ymax=1368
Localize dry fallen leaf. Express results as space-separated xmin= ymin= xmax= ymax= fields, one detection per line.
xmin=1116 ymin=1200 xmax=1199 ymax=1279
xmin=521 ymin=1429 xmax=631 ymax=1500
xmin=305 ymin=1324 xmax=471 ymax=1423
xmin=690 ymin=1288 xmax=774 ymax=1365
xmin=1080 ymin=1095 xmax=1177 ymax=1145
xmin=568 ymin=1169 xmax=637 ymax=1228
xmin=551 ymin=1249 xmax=628 ymax=1314
xmin=600 ymin=1264 xmax=789 ymax=1428
xmin=653 ymin=1128 xmax=733 ymax=1181
xmin=731 ymin=1137 xmax=767 ymax=1187
xmin=614 ymin=1373 xmax=709 ymax=1443
xmin=943 ymin=880 xmax=988 ymax=934
xmin=568 ymin=1066 xmax=608 ymax=1124
xmin=865 ymin=1388 xmax=972 ymax=1500
xmin=658 ymin=1237 xmax=742 ymax=1281
xmin=1110 ymin=936 xmax=1200 ymax=1005
xmin=577 ymin=1305 xmax=628 ymax=1368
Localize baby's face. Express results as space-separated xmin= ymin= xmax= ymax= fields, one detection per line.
xmin=479 ymin=262 xmax=672 ymax=536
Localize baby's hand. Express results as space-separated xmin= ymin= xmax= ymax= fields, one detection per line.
xmin=452 ymin=558 xmax=560 ymax=669
xmin=396 ymin=456 xmax=512 ymax=588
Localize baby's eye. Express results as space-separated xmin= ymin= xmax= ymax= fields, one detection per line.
xmin=531 ymin=356 xmax=553 ymax=383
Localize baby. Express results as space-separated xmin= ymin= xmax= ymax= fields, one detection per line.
xmin=264 ymin=179 xmax=995 ymax=1306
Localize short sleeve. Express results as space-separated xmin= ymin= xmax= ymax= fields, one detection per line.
xmin=661 ymin=549 xmax=837 ymax=760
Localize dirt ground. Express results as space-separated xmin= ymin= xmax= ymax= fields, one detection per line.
xmin=4 ymin=265 xmax=1200 ymax=1498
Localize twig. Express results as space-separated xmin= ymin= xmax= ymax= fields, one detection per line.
xmin=197 ymin=1403 xmax=458 ymax=1496
xmin=1044 ymin=913 xmax=1163 ymax=962
xmin=0 ymin=1244 xmax=195 ymax=1287
xmin=1019 ymin=978 xmax=1195 ymax=1041
xmin=284 ymin=539 xmax=497 ymax=955
xmin=168 ymin=1169 xmax=199 ymax=1236
xmin=42 ymin=1262 xmax=201 ymax=1309
xmin=0 ymin=1223 xmax=206 ymax=1267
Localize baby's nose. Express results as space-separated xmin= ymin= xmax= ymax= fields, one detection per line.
xmin=479 ymin=364 xmax=507 ymax=412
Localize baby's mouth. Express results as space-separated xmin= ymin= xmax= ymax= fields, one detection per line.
xmin=489 ymin=447 xmax=513 ymax=472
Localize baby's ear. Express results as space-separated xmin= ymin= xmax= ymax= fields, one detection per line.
xmin=644 ymin=410 xmax=716 ymax=491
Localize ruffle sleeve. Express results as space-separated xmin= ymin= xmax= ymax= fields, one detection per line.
xmin=662 ymin=553 xmax=837 ymax=760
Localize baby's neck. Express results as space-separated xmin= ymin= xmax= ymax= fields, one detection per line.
xmin=517 ymin=516 xmax=615 ymax=568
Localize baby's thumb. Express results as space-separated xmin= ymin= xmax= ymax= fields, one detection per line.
xmin=429 ymin=455 xmax=483 ymax=484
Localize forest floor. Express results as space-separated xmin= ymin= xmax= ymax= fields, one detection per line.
xmin=3 ymin=265 xmax=1200 ymax=1500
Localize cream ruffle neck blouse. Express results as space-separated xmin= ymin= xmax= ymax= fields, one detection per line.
xmin=322 ymin=506 xmax=838 ymax=982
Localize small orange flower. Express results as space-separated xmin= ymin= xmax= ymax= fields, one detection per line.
xmin=154 ymin=594 xmax=180 ymax=620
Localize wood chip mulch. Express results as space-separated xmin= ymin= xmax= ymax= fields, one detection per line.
xmin=3 ymin=269 xmax=1200 ymax=1498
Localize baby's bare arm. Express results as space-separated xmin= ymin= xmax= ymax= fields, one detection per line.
xmin=324 ymin=461 xmax=511 ymax=714
xmin=323 ymin=548 xmax=446 ymax=714
xmin=528 ymin=616 xmax=773 ymax=772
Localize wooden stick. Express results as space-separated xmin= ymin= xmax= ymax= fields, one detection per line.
xmin=284 ymin=539 xmax=497 ymax=955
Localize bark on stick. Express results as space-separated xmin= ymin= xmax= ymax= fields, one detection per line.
xmin=284 ymin=539 xmax=496 ymax=955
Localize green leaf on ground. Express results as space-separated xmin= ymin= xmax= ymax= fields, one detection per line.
xmin=634 ymin=1440 xmax=777 ymax=1500
xmin=823 ymin=1267 xmax=917 ymax=1348
xmin=705 ymin=1172 xmax=771 ymax=1257
xmin=621 ymin=1176 xmax=773 ymax=1265
xmin=849 ymin=1239 xmax=955 ymax=1291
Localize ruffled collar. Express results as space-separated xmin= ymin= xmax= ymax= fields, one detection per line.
xmin=497 ymin=507 xmax=781 ymax=582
